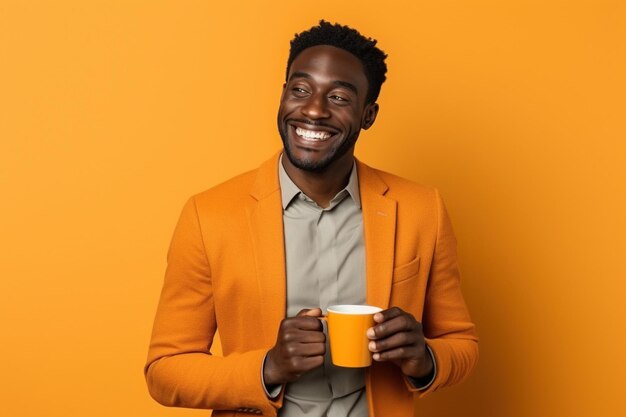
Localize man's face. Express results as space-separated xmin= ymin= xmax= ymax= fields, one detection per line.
xmin=278 ymin=45 xmax=378 ymax=173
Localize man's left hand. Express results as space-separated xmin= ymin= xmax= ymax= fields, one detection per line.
xmin=366 ymin=307 xmax=433 ymax=379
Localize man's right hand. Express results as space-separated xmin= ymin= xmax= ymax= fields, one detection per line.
xmin=263 ymin=308 xmax=325 ymax=385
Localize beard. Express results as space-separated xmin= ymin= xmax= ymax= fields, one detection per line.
xmin=278 ymin=118 xmax=359 ymax=173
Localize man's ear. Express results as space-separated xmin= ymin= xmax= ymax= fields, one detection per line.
xmin=362 ymin=103 xmax=379 ymax=130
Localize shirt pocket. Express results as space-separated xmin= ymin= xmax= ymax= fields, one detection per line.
xmin=392 ymin=256 xmax=421 ymax=283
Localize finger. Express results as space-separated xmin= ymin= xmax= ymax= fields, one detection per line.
xmin=283 ymin=316 xmax=324 ymax=332
xmin=286 ymin=341 xmax=325 ymax=358
xmin=282 ymin=328 xmax=326 ymax=344
xmin=297 ymin=355 xmax=324 ymax=371
xmin=297 ymin=308 xmax=323 ymax=317
xmin=372 ymin=345 xmax=421 ymax=362
xmin=367 ymin=313 xmax=420 ymax=340
xmin=368 ymin=331 xmax=420 ymax=353
xmin=373 ymin=306 xmax=404 ymax=323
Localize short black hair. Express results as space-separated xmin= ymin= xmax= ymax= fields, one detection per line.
xmin=287 ymin=20 xmax=388 ymax=104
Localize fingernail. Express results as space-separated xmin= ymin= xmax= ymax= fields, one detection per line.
xmin=366 ymin=328 xmax=375 ymax=338
xmin=373 ymin=353 xmax=380 ymax=361
xmin=369 ymin=341 xmax=376 ymax=351
xmin=374 ymin=313 xmax=382 ymax=322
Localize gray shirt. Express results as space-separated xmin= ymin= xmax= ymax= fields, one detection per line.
xmin=278 ymin=157 xmax=369 ymax=417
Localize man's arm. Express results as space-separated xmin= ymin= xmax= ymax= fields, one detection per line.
xmin=367 ymin=189 xmax=478 ymax=396
xmin=418 ymin=189 xmax=478 ymax=394
xmin=144 ymin=197 xmax=280 ymax=415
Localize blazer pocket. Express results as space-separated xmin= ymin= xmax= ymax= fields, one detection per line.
xmin=392 ymin=256 xmax=421 ymax=283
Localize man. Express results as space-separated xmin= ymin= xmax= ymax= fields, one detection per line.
xmin=145 ymin=20 xmax=478 ymax=417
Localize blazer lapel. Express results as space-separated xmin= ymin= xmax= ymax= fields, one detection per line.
xmin=357 ymin=160 xmax=397 ymax=310
xmin=246 ymin=153 xmax=286 ymax=346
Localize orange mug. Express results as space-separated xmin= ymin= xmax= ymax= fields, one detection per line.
xmin=326 ymin=305 xmax=383 ymax=368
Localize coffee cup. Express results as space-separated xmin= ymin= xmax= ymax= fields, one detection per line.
xmin=326 ymin=304 xmax=383 ymax=368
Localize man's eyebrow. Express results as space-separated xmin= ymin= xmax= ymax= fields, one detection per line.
xmin=289 ymin=71 xmax=312 ymax=81
xmin=288 ymin=72 xmax=359 ymax=96
xmin=333 ymin=80 xmax=358 ymax=95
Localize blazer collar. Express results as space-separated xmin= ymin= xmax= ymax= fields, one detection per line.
xmin=249 ymin=151 xmax=282 ymax=202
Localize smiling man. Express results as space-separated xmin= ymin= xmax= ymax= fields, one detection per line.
xmin=145 ymin=20 xmax=478 ymax=417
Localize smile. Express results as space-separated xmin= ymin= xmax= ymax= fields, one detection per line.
xmin=295 ymin=126 xmax=334 ymax=142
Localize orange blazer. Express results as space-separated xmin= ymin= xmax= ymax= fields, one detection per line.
xmin=145 ymin=153 xmax=478 ymax=416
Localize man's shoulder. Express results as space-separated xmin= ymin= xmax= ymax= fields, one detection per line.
xmin=359 ymin=162 xmax=438 ymax=202
xmin=189 ymin=168 xmax=258 ymax=213
xmin=190 ymin=153 xmax=279 ymax=210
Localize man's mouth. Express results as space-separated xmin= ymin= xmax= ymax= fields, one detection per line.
xmin=294 ymin=126 xmax=335 ymax=142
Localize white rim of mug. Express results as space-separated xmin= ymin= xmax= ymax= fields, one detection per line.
xmin=327 ymin=305 xmax=383 ymax=315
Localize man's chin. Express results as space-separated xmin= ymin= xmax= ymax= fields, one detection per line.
xmin=284 ymin=151 xmax=332 ymax=173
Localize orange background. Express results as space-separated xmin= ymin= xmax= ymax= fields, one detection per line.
xmin=1 ymin=1 xmax=624 ymax=416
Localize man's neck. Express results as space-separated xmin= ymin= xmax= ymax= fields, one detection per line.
xmin=281 ymin=154 xmax=354 ymax=209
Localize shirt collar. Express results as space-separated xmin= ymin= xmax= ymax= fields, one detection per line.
xmin=278 ymin=154 xmax=361 ymax=210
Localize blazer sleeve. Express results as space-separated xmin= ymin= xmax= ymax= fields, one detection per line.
xmin=411 ymin=189 xmax=479 ymax=397
xmin=144 ymin=197 xmax=280 ymax=415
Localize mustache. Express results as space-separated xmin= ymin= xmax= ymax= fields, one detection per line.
xmin=287 ymin=118 xmax=338 ymax=131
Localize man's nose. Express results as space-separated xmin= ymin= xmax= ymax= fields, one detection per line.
xmin=301 ymin=94 xmax=330 ymax=119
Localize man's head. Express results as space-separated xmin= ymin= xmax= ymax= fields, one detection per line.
xmin=286 ymin=20 xmax=388 ymax=105
xmin=278 ymin=21 xmax=388 ymax=173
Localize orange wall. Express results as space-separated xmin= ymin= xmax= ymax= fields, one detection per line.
xmin=1 ymin=1 xmax=624 ymax=416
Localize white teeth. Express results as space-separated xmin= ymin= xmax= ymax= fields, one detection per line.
xmin=295 ymin=127 xmax=332 ymax=141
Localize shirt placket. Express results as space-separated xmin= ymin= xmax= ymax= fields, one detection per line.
xmin=316 ymin=209 xmax=339 ymax=313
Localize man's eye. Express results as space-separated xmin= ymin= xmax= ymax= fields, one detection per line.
xmin=292 ymin=88 xmax=309 ymax=96
xmin=330 ymin=95 xmax=349 ymax=103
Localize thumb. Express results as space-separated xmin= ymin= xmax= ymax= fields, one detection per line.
xmin=296 ymin=308 xmax=323 ymax=318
